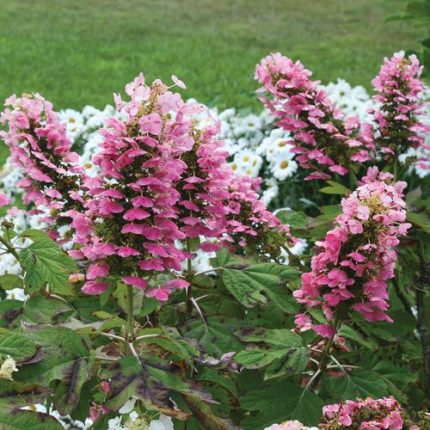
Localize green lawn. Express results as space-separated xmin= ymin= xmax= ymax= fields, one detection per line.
xmin=0 ymin=0 xmax=423 ymax=112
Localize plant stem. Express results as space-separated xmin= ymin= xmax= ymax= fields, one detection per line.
xmin=416 ymin=283 xmax=430 ymax=400
xmin=281 ymin=245 xmax=305 ymax=271
xmin=310 ymin=314 xmax=340 ymax=390
xmin=126 ymin=284 xmax=134 ymax=341
xmin=0 ymin=235 xmax=20 ymax=261
xmin=186 ymin=239 xmax=193 ymax=315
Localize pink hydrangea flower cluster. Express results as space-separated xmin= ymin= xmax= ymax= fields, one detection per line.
xmin=321 ymin=397 xmax=404 ymax=430
xmin=0 ymin=94 xmax=86 ymax=227
xmin=255 ymin=53 xmax=374 ymax=181
xmin=371 ymin=51 xmax=429 ymax=159
xmin=294 ymin=167 xmax=411 ymax=337
xmin=66 ymin=74 xmax=291 ymax=299
xmin=224 ymin=173 xmax=292 ymax=254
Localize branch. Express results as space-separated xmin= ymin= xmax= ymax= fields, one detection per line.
xmin=416 ymin=283 xmax=430 ymax=400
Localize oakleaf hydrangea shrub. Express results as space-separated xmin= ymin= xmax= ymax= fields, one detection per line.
xmin=0 ymin=51 xmax=428 ymax=430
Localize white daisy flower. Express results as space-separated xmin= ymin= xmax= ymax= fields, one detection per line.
xmin=270 ymin=155 xmax=298 ymax=181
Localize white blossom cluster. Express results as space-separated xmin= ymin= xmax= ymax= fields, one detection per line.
xmin=22 ymin=402 xmax=174 ymax=430
xmin=264 ymin=420 xmax=319 ymax=430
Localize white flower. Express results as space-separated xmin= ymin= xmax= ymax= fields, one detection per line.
xmin=148 ymin=415 xmax=174 ymax=430
xmin=57 ymin=109 xmax=84 ymax=140
xmin=240 ymin=114 xmax=262 ymax=135
xmin=108 ymin=416 xmax=126 ymax=430
xmin=231 ymin=149 xmax=263 ymax=178
xmin=270 ymin=154 xmax=298 ymax=181
xmin=218 ymin=108 xmax=236 ymax=120
xmin=0 ymin=355 xmax=18 ymax=380
xmin=323 ymin=78 xmax=352 ymax=103
xmin=119 ymin=398 xmax=136 ymax=414
xmin=261 ymin=178 xmax=279 ymax=205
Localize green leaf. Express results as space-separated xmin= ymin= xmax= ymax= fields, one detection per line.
xmin=222 ymin=268 xmax=268 ymax=308
xmin=18 ymin=327 xmax=92 ymax=415
xmin=211 ymin=248 xmax=234 ymax=267
xmin=187 ymin=318 xmax=243 ymax=356
xmin=338 ymin=324 xmax=377 ymax=350
xmin=236 ymin=329 xmax=308 ymax=375
xmin=288 ymin=389 xmax=324 ymax=425
xmin=324 ymin=370 xmax=388 ymax=399
xmin=320 ymin=180 xmax=350 ymax=195
xmin=223 ymin=263 xmax=297 ymax=312
xmin=138 ymin=297 xmax=160 ymax=317
xmin=114 ymin=283 xmax=144 ymax=315
xmin=238 ymin=328 xmax=302 ymax=347
xmin=241 ymin=381 xmax=323 ymax=428
xmin=276 ymin=210 xmax=308 ymax=230
xmin=19 ymin=229 xmax=51 ymax=241
xmin=182 ymin=394 xmax=240 ymax=430
xmin=23 ymin=296 xmax=73 ymax=324
xmin=0 ymin=381 xmax=52 ymax=410
xmin=0 ymin=410 xmax=63 ymax=430
xmin=235 ymin=348 xmax=289 ymax=369
xmin=0 ymin=333 xmax=36 ymax=361
xmin=142 ymin=336 xmax=196 ymax=365
xmin=0 ymin=300 xmax=23 ymax=328
xmin=102 ymin=357 xmax=172 ymax=411
xmin=20 ymin=239 xmax=78 ymax=295
xmin=53 ymin=357 xmax=93 ymax=415
xmin=194 ymin=368 xmax=238 ymax=397
xmin=407 ymin=212 xmax=430 ymax=233
xmin=0 ymin=274 xmax=23 ymax=291
xmin=264 ymin=284 xmax=299 ymax=313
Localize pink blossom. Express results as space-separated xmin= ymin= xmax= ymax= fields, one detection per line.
xmin=0 ymin=193 xmax=10 ymax=207
xmin=371 ymin=51 xmax=429 ymax=160
xmin=81 ymin=281 xmax=110 ymax=295
xmin=87 ymin=262 xmax=110 ymax=280
xmin=294 ymin=167 xmax=411 ymax=333
xmin=255 ymin=53 xmax=375 ymax=180
xmin=0 ymin=94 xmax=87 ymax=228
xmin=321 ymin=397 xmax=405 ymax=430
xmin=122 ymin=276 xmax=148 ymax=289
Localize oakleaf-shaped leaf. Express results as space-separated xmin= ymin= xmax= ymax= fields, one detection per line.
xmin=183 ymin=394 xmax=240 ymax=430
xmin=240 ymin=381 xmax=323 ymax=428
xmin=0 ymin=410 xmax=63 ymax=430
xmin=0 ymin=332 xmax=36 ymax=360
xmin=0 ymin=381 xmax=52 ymax=410
xmin=20 ymin=239 xmax=77 ymax=295
xmin=17 ymin=327 xmax=92 ymax=415
xmin=324 ymin=370 xmax=388 ymax=400
xmin=223 ymin=264 xmax=298 ymax=312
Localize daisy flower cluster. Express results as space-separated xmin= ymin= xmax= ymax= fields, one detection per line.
xmin=294 ymin=167 xmax=411 ymax=337
xmin=321 ymin=397 xmax=405 ymax=430
xmin=324 ymin=79 xmax=376 ymax=123
xmin=371 ymin=51 xmax=428 ymax=159
xmin=255 ymin=52 xmax=375 ymax=181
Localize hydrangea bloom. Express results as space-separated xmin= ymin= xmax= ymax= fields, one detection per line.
xmin=265 ymin=420 xmax=318 ymax=430
xmin=67 ymin=73 xmax=292 ymax=298
xmin=321 ymin=397 xmax=404 ymax=430
xmin=255 ymin=53 xmax=374 ymax=180
xmin=0 ymin=94 xmax=86 ymax=228
xmin=294 ymin=167 xmax=411 ymax=335
xmin=371 ymin=51 xmax=429 ymax=159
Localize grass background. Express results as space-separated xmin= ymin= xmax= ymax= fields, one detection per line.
xmin=0 ymin=0 xmax=423 ymax=114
